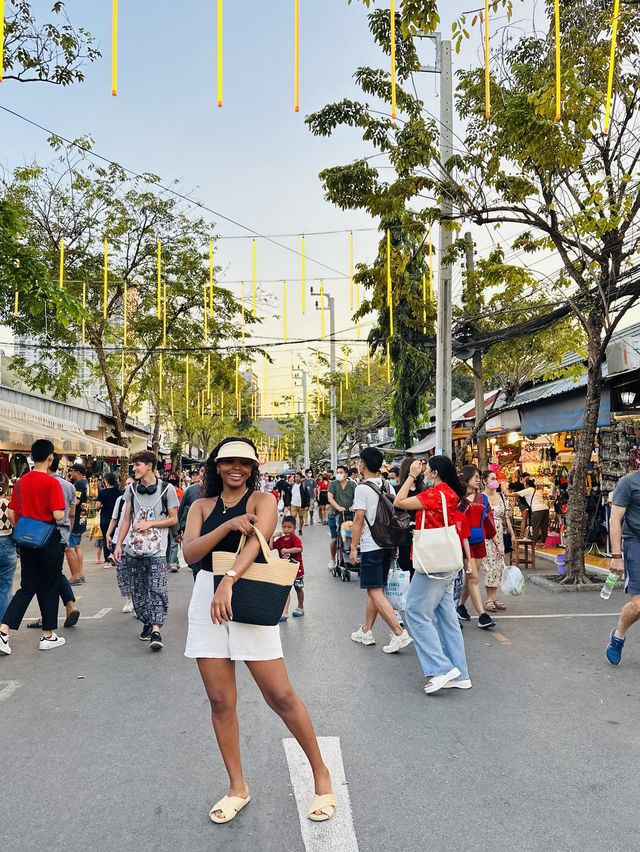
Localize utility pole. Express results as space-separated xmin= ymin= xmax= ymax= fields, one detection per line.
xmin=311 ymin=288 xmax=337 ymax=470
xmin=465 ymin=232 xmax=487 ymax=469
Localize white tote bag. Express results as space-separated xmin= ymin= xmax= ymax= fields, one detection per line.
xmin=412 ymin=491 xmax=464 ymax=579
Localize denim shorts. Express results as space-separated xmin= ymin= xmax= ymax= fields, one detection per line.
xmin=623 ymin=537 xmax=640 ymax=595
xmin=68 ymin=532 xmax=83 ymax=548
xmin=328 ymin=514 xmax=338 ymax=540
xmin=293 ymin=576 xmax=304 ymax=590
xmin=359 ymin=548 xmax=393 ymax=590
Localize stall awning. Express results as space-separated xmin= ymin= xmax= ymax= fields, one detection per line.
xmin=407 ymin=433 xmax=437 ymax=456
xmin=0 ymin=400 xmax=129 ymax=458
xmin=519 ymin=389 xmax=611 ymax=436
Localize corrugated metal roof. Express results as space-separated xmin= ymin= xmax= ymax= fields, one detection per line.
xmin=509 ymin=363 xmax=609 ymax=409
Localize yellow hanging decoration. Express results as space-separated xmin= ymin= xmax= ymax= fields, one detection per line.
xmin=367 ymin=342 xmax=371 ymax=386
xmin=111 ymin=0 xmax=118 ymax=96
xmin=301 ymin=235 xmax=306 ymax=315
xmin=356 ymin=278 xmax=361 ymax=338
xmin=209 ymin=239 xmax=215 ymax=320
xmin=163 ymin=281 xmax=167 ymax=347
xmin=343 ymin=347 xmax=349 ymax=391
xmin=320 ymin=280 xmax=325 ymax=339
xmin=290 ymin=357 xmax=295 ymax=418
xmin=217 ymin=0 xmax=223 ymax=107
xmin=386 ymin=228 xmax=394 ymax=337
xmin=159 ymin=354 xmax=163 ymax=402
xmin=428 ymin=225 xmax=435 ymax=303
xmin=235 ymin=353 xmax=239 ymax=400
xmin=0 ymin=0 xmax=4 ymax=83
xmin=241 ymin=281 xmax=246 ymax=340
xmin=604 ymin=0 xmax=621 ymax=134
xmin=554 ymin=0 xmax=561 ymax=121
xmin=170 ymin=386 xmax=175 ymax=416
xmin=386 ymin=339 xmax=392 ymax=383
xmin=283 ymin=280 xmax=288 ymax=341
xmin=207 ymin=353 xmax=212 ymax=401
xmin=120 ymin=350 xmax=125 ymax=396
xmin=103 ymin=238 xmax=108 ymax=321
xmin=251 ymin=239 xmax=257 ymax=317
xmin=390 ymin=0 xmax=397 ymax=120
xmin=340 ymin=381 xmax=343 ymax=413
xmin=422 ymin=274 xmax=427 ymax=334
xmin=157 ymin=241 xmax=162 ymax=320
xmin=484 ymin=0 xmax=490 ymax=119
xmin=123 ymin=278 xmax=128 ymax=346
xmin=81 ymin=282 xmax=86 ymax=345
xmin=294 ymin=0 xmax=300 ymax=113
xmin=13 ymin=289 xmax=19 ymax=317
xmin=59 ymin=238 xmax=64 ymax=289
xmin=185 ymin=355 xmax=190 ymax=415
xmin=349 ymin=231 xmax=354 ymax=312
xmin=203 ymin=275 xmax=209 ymax=344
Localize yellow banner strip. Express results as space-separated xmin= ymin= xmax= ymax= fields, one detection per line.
xmin=59 ymin=238 xmax=64 ymax=289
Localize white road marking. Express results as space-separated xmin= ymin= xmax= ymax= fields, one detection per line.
xmin=494 ymin=612 xmax=619 ymax=619
xmin=0 ymin=681 xmax=21 ymax=702
xmin=90 ymin=608 xmax=112 ymax=619
xmin=283 ymin=736 xmax=359 ymax=852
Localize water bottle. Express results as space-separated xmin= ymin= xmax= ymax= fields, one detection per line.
xmin=600 ymin=572 xmax=618 ymax=600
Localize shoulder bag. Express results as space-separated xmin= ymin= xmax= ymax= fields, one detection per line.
xmin=412 ymin=490 xmax=463 ymax=579
xmin=12 ymin=480 xmax=56 ymax=549
xmin=212 ymin=528 xmax=299 ymax=626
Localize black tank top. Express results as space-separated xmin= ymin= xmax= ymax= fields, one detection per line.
xmin=200 ymin=490 xmax=266 ymax=572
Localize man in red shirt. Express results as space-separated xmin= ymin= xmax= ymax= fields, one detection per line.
xmin=0 ymin=439 xmax=67 ymax=655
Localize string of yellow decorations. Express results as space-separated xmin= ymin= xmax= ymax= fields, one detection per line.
xmin=13 ymin=290 xmax=19 ymax=317
xmin=604 ymin=0 xmax=621 ymax=134
xmin=163 ymin=280 xmax=167 ymax=347
xmin=349 ymin=231 xmax=354 ymax=312
xmin=112 ymin=0 xmax=118 ymax=96
xmin=386 ymin=339 xmax=391 ymax=383
xmin=209 ymin=239 xmax=214 ymax=320
xmin=301 ymin=236 xmax=306 ymax=315
xmin=0 ymin=0 xmax=4 ymax=83
xmin=252 ymin=238 xmax=257 ymax=317
xmin=390 ymin=0 xmax=397 ymax=120
xmin=156 ymin=241 xmax=162 ymax=319
xmin=120 ymin=350 xmax=125 ymax=395
xmin=203 ymin=275 xmax=209 ymax=343
xmin=159 ymin=354 xmax=163 ymax=402
xmin=103 ymin=239 xmax=108 ymax=320
xmin=367 ymin=342 xmax=371 ymax=386
xmin=554 ymin=0 xmax=561 ymax=120
xmin=484 ymin=0 xmax=490 ymax=119
xmin=82 ymin=282 xmax=86 ymax=344
xmin=320 ymin=280 xmax=325 ymax=338
xmin=59 ymin=238 xmax=64 ymax=289
xmin=241 ymin=281 xmax=246 ymax=339
xmin=386 ymin=228 xmax=394 ymax=337
xmin=294 ymin=0 xmax=300 ymax=113
xmin=283 ymin=280 xmax=288 ymax=341
xmin=217 ymin=0 xmax=223 ymax=107
xmin=123 ymin=277 xmax=128 ymax=345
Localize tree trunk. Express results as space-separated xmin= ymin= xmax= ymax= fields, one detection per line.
xmin=564 ymin=315 xmax=604 ymax=583
xmin=473 ymin=351 xmax=488 ymax=470
xmin=151 ymin=395 xmax=161 ymax=457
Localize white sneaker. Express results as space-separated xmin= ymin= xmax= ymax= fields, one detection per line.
xmin=328 ymin=559 xmax=335 ymax=570
xmin=0 ymin=632 xmax=11 ymax=655
xmin=442 ymin=678 xmax=472 ymax=690
xmin=122 ymin=598 xmax=134 ymax=613
xmin=424 ymin=667 xmax=461 ymax=694
xmin=351 ymin=626 xmax=376 ymax=645
xmin=383 ymin=630 xmax=413 ymax=654
xmin=39 ymin=633 xmax=66 ymax=651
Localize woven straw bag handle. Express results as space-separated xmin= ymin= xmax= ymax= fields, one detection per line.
xmin=234 ymin=526 xmax=275 ymax=562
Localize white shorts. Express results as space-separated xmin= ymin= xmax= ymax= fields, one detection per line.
xmin=184 ymin=569 xmax=283 ymax=661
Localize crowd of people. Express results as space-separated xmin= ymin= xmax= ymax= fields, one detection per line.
xmin=2 ymin=434 xmax=640 ymax=827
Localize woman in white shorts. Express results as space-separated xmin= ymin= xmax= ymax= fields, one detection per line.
xmin=183 ymin=436 xmax=335 ymax=826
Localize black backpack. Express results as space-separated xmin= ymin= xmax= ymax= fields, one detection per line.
xmin=362 ymin=481 xmax=411 ymax=549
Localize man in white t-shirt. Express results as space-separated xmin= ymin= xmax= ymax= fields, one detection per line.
xmin=349 ymin=446 xmax=412 ymax=655
xmin=289 ymin=471 xmax=310 ymax=534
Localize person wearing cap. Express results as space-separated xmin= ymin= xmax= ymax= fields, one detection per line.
xmin=67 ymin=462 xmax=89 ymax=585
xmin=183 ymin=436 xmax=335 ymax=826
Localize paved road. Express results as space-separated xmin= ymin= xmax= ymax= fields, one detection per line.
xmin=1 ymin=524 xmax=638 ymax=852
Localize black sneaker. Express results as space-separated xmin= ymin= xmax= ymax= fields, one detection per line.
xmin=456 ymin=604 xmax=471 ymax=622
xmin=149 ymin=631 xmax=163 ymax=651
xmin=478 ymin=612 xmax=496 ymax=629
xmin=139 ymin=624 xmax=152 ymax=641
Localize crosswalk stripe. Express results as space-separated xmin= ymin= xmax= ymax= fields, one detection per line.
xmin=0 ymin=681 xmax=21 ymax=702
xmin=283 ymin=736 xmax=359 ymax=852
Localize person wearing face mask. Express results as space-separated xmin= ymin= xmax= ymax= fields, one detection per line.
xmin=481 ymin=471 xmax=515 ymax=612
xmin=327 ymin=465 xmax=356 ymax=570
xmin=387 ymin=466 xmax=400 ymax=495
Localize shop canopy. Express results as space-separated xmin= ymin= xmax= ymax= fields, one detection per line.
xmin=519 ymin=388 xmax=611 ymax=436
xmin=0 ymin=400 xmax=129 ymax=459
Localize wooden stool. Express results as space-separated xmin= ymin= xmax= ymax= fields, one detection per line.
xmin=514 ymin=539 xmax=537 ymax=571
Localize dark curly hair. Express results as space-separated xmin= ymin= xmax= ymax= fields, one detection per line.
xmin=203 ymin=436 xmax=260 ymax=498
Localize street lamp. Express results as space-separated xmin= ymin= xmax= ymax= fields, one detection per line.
xmin=310 ymin=287 xmax=337 ymax=471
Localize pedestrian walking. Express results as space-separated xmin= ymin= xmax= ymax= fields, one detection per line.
xmin=481 ymin=470 xmax=515 ymax=612
xmin=289 ymin=472 xmax=311 ymax=534
xmin=518 ymin=477 xmax=549 ymax=544
xmin=396 ymin=457 xmax=426 ymax=580
xmin=327 ymin=464 xmax=356 ymax=570
xmin=0 ymin=473 xmax=17 ymax=623
xmin=106 ymin=476 xmax=134 ymax=612
xmin=182 ymin=436 xmax=335 ymax=825
xmin=67 ymin=463 xmax=89 ymax=585
xmin=273 ymin=515 xmax=305 ymax=620
xmin=0 ymin=440 xmax=67 ymax=655
xmin=394 ymin=456 xmax=472 ymax=693
xmin=113 ymin=452 xmax=179 ymax=651
xmin=316 ymin=474 xmax=329 ymax=524
xmin=605 ymin=470 xmax=640 ymax=664
xmin=349 ymin=447 xmax=413 ymax=654
xmin=95 ymin=473 xmax=122 ymax=562
xmin=456 ymin=465 xmax=497 ymax=629
xmin=303 ymin=469 xmax=316 ymax=525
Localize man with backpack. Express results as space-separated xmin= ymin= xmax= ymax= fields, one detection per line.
xmin=349 ymin=446 xmax=413 ymax=654
xmin=113 ymin=452 xmax=179 ymax=651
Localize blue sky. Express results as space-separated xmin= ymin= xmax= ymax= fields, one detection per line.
xmin=0 ymin=0 xmax=541 ymax=405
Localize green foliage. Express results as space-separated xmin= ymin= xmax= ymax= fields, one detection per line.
xmin=2 ymin=1 xmax=100 ymax=85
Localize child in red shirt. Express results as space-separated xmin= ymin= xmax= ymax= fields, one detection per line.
xmin=272 ymin=515 xmax=304 ymax=620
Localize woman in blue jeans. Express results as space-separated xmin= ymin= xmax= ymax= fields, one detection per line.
xmin=394 ymin=456 xmax=471 ymax=695
xmin=0 ymin=474 xmax=17 ymax=620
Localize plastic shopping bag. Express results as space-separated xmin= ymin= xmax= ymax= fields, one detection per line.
xmin=500 ymin=563 xmax=525 ymax=596
xmin=177 ymin=545 xmax=188 ymax=570
xmin=384 ymin=562 xmax=411 ymax=611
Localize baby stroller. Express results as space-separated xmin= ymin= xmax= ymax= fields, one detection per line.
xmin=334 ymin=510 xmax=359 ymax=581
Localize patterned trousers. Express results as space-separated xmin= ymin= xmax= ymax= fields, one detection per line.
xmin=116 ymin=559 xmax=131 ymax=598
xmin=125 ymin=554 xmax=168 ymax=627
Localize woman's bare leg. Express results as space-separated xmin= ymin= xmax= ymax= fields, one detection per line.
xmin=246 ymin=659 xmax=332 ymax=813
xmin=461 ymin=560 xmax=486 ymax=615
xmin=197 ymin=658 xmax=249 ymax=815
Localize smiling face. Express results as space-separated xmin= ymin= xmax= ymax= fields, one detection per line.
xmin=218 ymin=457 xmax=256 ymax=490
